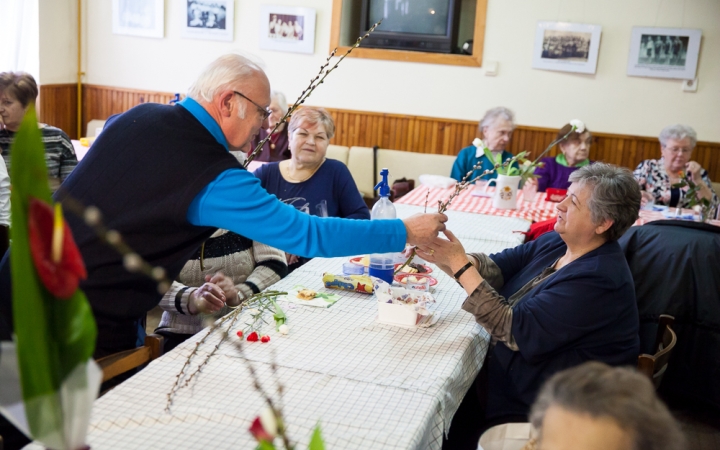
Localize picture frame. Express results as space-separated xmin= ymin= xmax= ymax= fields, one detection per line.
xmin=259 ymin=5 xmax=316 ymax=54
xmin=626 ymin=27 xmax=701 ymax=80
xmin=181 ymin=0 xmax=234 ymax=42
xmin=112 ymin=0 xmax=164 ymax=39
xmin=532 ymin=21 xmax=602 ymax=74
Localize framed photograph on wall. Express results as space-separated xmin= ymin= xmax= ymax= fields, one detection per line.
xmin=626 ymin=27 xmax=701 ymax=80
xmin=112 ymin=0 xmax=164 ymax=38
xmin=181 ymin=0 xmax=234 ymax=42
xmin=259 ymin=5 xmax=316 ymax=54
xmin=532 ymin=22 xmax=602 ymax=74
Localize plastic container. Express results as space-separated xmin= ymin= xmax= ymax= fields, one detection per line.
xmin=369 ymin=254 xmax=395 ymax=284
xmin=342 ymin=262 xmax=365 ymax=276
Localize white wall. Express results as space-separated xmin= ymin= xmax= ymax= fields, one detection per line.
xmin=75 ymin=0 xmax=720 ymax=141
xmin=38 ymin=0 xmax=77 ymax=84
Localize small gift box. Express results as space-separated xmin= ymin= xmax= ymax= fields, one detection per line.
xmin=373 ymin=279 xmax=435 ymax=327
xmin=545 ymin=188 xmax=567 ymax=202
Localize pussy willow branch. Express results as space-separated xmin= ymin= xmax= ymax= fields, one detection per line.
xmin=394 ymin=155 xmax=524 ymax=274
xmin=244 ymin=20 xmax=382 ymax=167
xmin=57 ymin=190 xmax=174 ymax=294
xmin=165 ymin=290 xmax=286 ymax=411
xmin=234 ymin=341 xmax=294 ymax=450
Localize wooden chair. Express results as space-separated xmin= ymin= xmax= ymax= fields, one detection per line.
xmin=96 ymin=334 xmax=164 ymax=393
xmin=637 ymin=315 xmax=677 ymax=389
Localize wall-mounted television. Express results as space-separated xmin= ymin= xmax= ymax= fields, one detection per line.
xmin=359 ymin=0 xmax=461 ymax=53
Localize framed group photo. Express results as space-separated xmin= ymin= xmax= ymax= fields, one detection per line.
xmin=532 ymin=22 xmax=602 ymax=74
xmin=181 ymin=0 xmax=234 ymax=42
xmin=626 ymin=27 xmax=701 ymax=80
xmin=259 ymin=5 xmax=316 ymax=54
xmin=112 ymin=0 xmax=164 ymax=38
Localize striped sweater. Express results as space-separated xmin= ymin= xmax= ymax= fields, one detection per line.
xmin=157 ymin=229 xmax=288 ymax=335
xmin=0 ymin=124 xmax=78 ymax=192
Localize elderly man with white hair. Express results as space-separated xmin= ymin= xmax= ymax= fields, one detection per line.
xmin=250 ymin=90 xmax=291 ymax=162
xmin=633 ymin=124 xmax=718 ymax=211
xmin=0 ymin=54 xmax=447 ymax=357
xmin=450 ymin=106 xmax=516 ymax=182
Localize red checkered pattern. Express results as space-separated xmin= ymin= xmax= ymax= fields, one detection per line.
xmin=396 ymin=186 xmax=558 ymax=222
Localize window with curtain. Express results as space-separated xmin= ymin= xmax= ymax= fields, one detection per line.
xmin=0 ymin=0 xmax=39 ymax=79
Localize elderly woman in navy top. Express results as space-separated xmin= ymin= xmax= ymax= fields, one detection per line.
xmin=417 ymin=163 xmax=641 ymax=448
xmin=450 ymin=107 xmax=516 ymax=182
xmin=255 ymin=107 xmax=369 ymax=269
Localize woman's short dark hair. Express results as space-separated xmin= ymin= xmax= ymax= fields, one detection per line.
xmin=530 ymin=362 xmax=686 ymax=450
xmin=568 ymin=163 xmax=640 ymax=241
xmin=0 ymin=72 xmax=39 ymax=107
xmin=556 ymin=123 xmax=592 ymax=145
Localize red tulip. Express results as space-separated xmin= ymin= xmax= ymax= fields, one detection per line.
xmin=236 ymin=330 xmax=244 ymax=338
xmin=246 ymin=331 xmax=259 ymax=342
xmin=261 ymin=335 xmax=270 ymax=343
xmin=249 ymin=416 xmax=273 ymax=443
xmin=28 ymin=198 xmax=87 ymax=299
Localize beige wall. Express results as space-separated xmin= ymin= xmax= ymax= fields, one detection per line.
xmin=49 ymin=0 xmax=720 ymax=141
xmin=38 ymin=0 xmax=78 ymax=84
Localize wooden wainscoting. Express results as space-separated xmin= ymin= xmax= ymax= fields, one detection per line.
xmin=37 ymin=84 xmax=720 ymax=180
xmin=38 ymin=83 xmax=78 ymax=139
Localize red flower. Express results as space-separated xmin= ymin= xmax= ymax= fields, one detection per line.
xmin=249 ymin=416 xmax=273 ymax=443
xmin=261 ymin=335 xmax=270 ymax=343
xmin=28 ymin=198 xmax=87 ymax=299
xmin=246 ymin=331 xmax=259 ymax=342
xmin=236 ymin=330 xmax=243 ymax=338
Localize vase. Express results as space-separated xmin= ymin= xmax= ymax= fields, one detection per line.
xmin=485 ymin=174 xmax=521 ymax=210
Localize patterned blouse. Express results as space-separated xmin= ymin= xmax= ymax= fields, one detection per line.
xmin=633 ymin=158 xmax=718 ymax=210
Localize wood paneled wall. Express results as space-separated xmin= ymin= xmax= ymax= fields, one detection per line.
xmin=38 ymin=84 xmax=78 ymax=139
xmin=40 ymin=84 xmax=720 ymax=181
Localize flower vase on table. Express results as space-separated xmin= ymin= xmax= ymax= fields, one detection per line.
xmin=485 ymin=174 xmax=521 ymax=210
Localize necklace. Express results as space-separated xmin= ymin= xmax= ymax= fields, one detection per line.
xmin=282 ymin=159 xmax=325 ymax=183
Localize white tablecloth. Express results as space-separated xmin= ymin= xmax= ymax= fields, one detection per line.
xmin=46 ymin=208 xmax=531 ymax=450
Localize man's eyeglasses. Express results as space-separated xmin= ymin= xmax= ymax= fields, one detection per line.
xmin=233 ymin=91 xmax=272 ymax=120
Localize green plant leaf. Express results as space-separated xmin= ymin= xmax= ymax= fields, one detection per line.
xmin=506 ymin=167 xmax=520 ymax=176
xmin=309 ymin=424 xmax=325 ymax=450
xmin=257 ymin=441 xmax=276 ymax=450
xmin=482 ymin=147 xmax=496 ymax=166
xmin=9 ymin=106 xmax=97 ymax=438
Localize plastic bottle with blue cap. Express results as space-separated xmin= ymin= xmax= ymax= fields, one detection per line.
xmin=368 ymin=168 xmax=397 ymax=284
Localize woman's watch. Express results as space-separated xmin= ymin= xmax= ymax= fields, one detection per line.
xmin=453 ymin=261 xmax=475 ymax=284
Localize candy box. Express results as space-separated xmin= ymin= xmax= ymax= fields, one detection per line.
xmin=373 ymin=279 xmax=435 ymax=327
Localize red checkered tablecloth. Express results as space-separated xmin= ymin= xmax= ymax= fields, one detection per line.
xmin=397 ymin=186 xmax=720 ymax=228
xmin=396 ymin=186 xmax=557 ymax=223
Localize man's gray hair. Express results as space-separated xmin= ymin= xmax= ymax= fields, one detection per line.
xmin=271 ymin=91 xmax=288 ymax=116
xmin=530 ymin=362 xmax=686 ymax=450
xmin=478 ymin=106 xmax=515 ymax=131
xmin=187 ymin=54 xmax=264 ymax=103
xmin=568 ymin=162 xmax=640 ymax=241
xmin=659 ymin=124 xmax=697 ymax=149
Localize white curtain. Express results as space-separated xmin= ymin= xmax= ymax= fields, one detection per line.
xmin=0 ymin=0 xmax=39 ymax=79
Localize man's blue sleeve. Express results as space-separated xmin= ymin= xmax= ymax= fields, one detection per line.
xmin=187 ymin=169 xmax=407 ymax=257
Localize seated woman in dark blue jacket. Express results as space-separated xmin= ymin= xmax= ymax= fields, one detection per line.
xmin=417 ymin=163 xmax=641 ymax=449
xmin=255 ymin=107 xmax=369 ymax=270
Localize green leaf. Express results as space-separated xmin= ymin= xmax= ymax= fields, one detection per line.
xmin=309 ymin=424 xmax=325 ymax=450
xmin=515 ymin=151 xmax=528 ymax=160
xmin=271 ymin=298 xmax=286 ymax=331
xmin=9 ymin=106 xmax=97 ymax=438
xmin=482 ymin=147 xmax=496 ymax=166
xmin=257 ymin=441 xmax=276 ymax=450
xmin=506 ymin=167 xmax=520 ymax=176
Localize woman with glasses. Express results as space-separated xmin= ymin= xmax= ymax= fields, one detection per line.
xmin=254 ymin=107 xmax=370 ymax=271
xmin=633 ymin=124 xmax=718 ymax=210
xmin=250 ymin=91 xmax=290 ymax=162
xmin=532 ymin=121 xmax=593 ymax=192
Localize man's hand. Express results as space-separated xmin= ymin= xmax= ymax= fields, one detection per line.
xmin=286 ymin=253 xmax=299 ymax=266
xmin=206 ymin=271 xmax=240 ymax=306
xmin=188 ymin=282 xmax=227 ymax=315
xmin=403 ymin=213 xmax=448 ymax=246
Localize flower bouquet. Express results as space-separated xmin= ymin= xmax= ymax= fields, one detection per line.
xmin=0 ymin=106 xmax=100 ymax=450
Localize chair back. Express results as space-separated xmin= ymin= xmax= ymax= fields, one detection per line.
xmin=637 ymin=314 xmax=677 ymax=389
xmin=97 ymin=334 xmax=164 ymax=385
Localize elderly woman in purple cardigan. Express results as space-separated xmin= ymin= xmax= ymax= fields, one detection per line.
xmin=533 ymin=122 xmax=593 ymax=192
